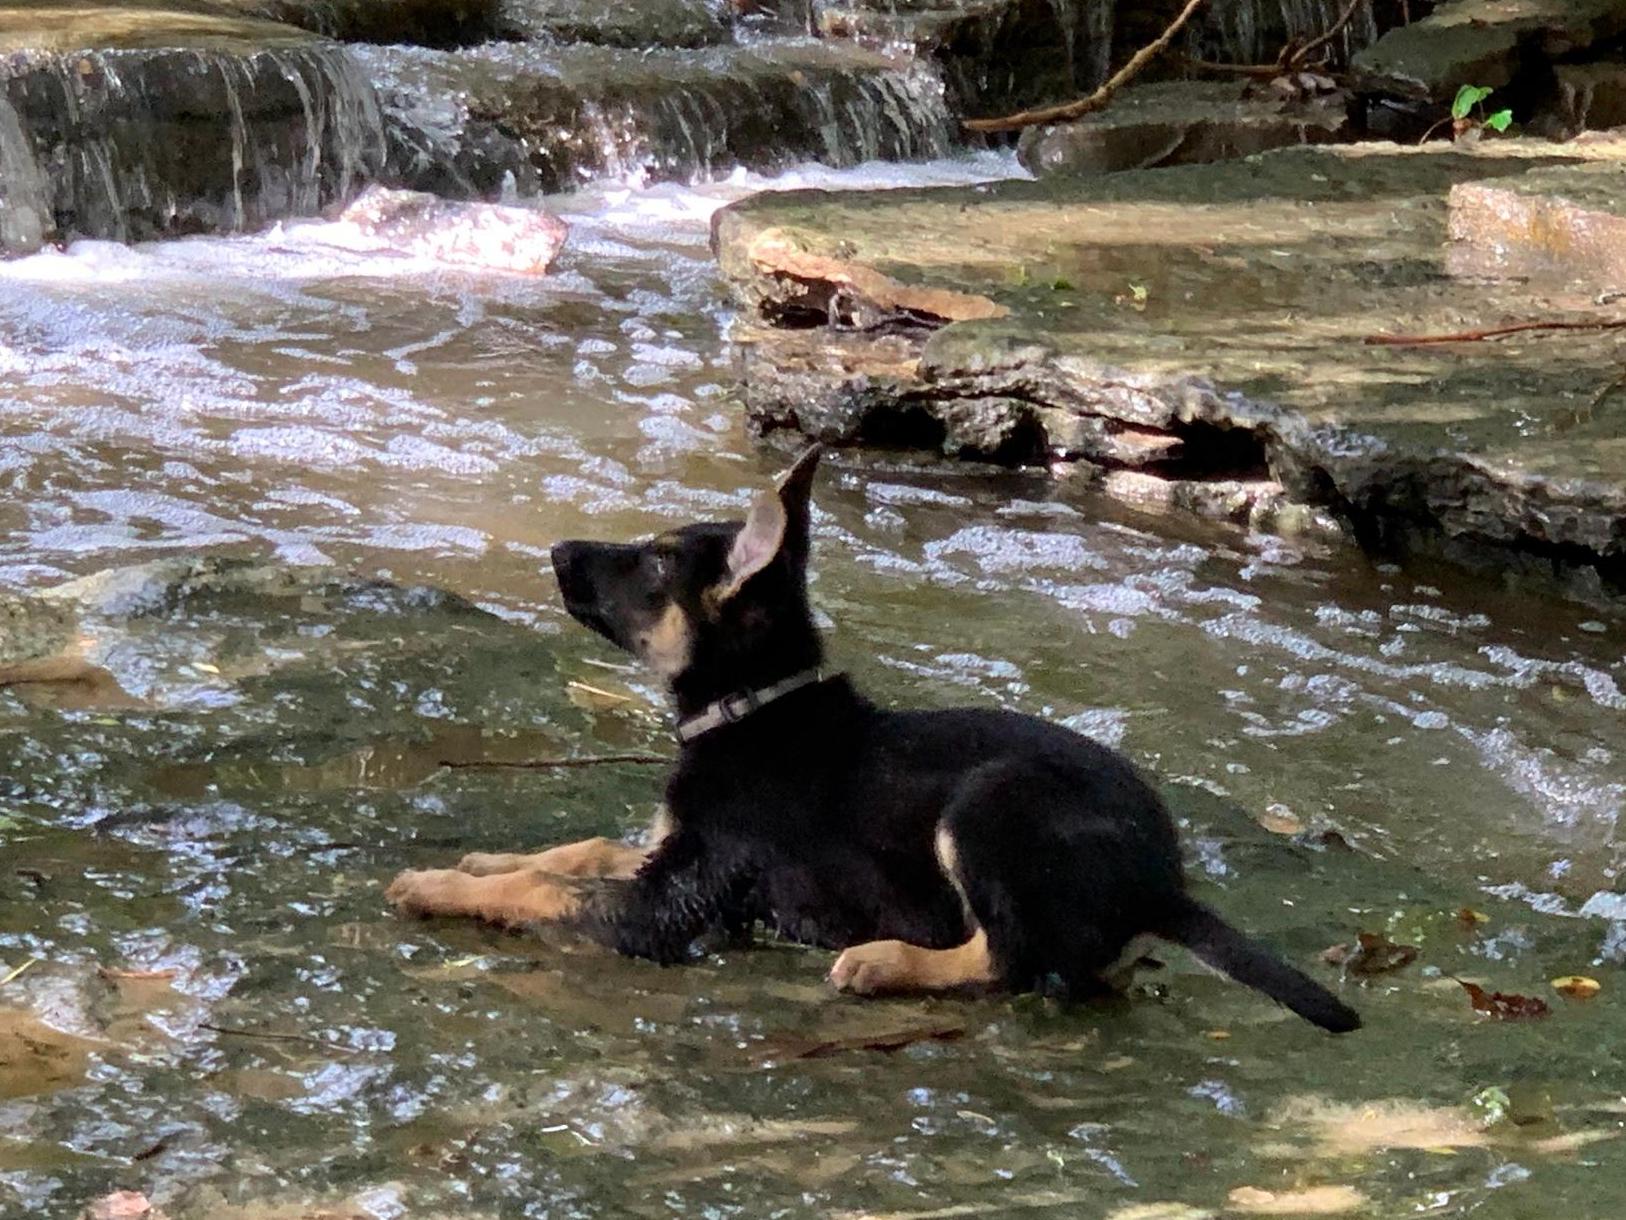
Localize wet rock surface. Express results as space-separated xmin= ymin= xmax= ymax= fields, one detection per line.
xmin=713 ymin=139 xmax=1626 ymax=582
xmin=1017 ymin=81 xmax=1351 ymax=177
xmin=814 ymin=0 xmax=1116 ymax=119
xmin=362 ymin=39 xmax=952 ymax=195
xmin=1352 ymin=0 xmax=1626 ymax=101
xmin=1448 ymin=161 xmax=1626 ymax=292
xmin=497 ymin=0 xmax=733 ymax=47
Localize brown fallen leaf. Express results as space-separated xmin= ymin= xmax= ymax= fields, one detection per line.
xmin=99 ymin=967 xmax=179 ymax=982
xmin=1322 ymin=931 xmax=1418 ymax=976
xmin=1456 ymin=907 xmax=1489 ymax=930
xmin=1256 ymin=803 xmax=1305 ymax=835
xmin=1459 ymin=979 xmax=1551 ymax=1020
xmin=1552 ymin=975 xmax=1602 ymax=1000
xmin=750 ymin=1023 xmax=964 ymax=1063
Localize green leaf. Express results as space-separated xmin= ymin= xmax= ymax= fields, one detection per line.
xmin=1485 ymin=109 xmax=1513 ymax=133
xmin=1452 ymin=84 xmax=1493 ymax=120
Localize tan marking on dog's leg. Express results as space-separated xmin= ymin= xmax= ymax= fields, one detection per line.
xmin=830 ymin=930 xmax=995 ymax=996
xmin=830 ymin=823 xmax=997 ymax=996
xmin=637 ymin=601 xmax=693 ymax=679
xmin=386 ymin=868 xmax=582 ymax=927
xmin=458 ymin=808 xmax=674 ymax=877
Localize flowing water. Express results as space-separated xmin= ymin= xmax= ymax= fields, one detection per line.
xmin=1 ymin=146 xmax=1625 ymax=1219
xmin=0 ymin=42 xmax=386 ymax=253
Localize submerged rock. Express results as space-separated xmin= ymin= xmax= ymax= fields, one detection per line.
xmin=0 ymin=591 xmax=87 ymax=685
xmin=0 ymin=5 xmax=385 ymax=252
xmin=334 ymin=185 xmax=569 ymax=272
xmin=712 ymin=139 xmax=1626 ymax=582
xmin=1448 ymin=161 xmax=1626 ymax=291
xmin=1018 ymin=81 xmax=1351 ymax=177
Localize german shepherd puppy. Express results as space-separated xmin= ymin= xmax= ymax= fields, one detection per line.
xmin=388 ymin=446 xmax=1360 ymax=1033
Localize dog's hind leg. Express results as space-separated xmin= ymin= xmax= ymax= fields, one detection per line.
xmin=829 ymin=826 xmax=998 ymax=997
xmin=829 ymin=928 xmax=996 ymax=996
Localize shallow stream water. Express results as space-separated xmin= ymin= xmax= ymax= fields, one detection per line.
xmin=2 ymin=152 xmax=1625 ymax=1218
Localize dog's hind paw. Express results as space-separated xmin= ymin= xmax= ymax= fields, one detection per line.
xmin=831 ymin=932 xmax=996 ymax=996
xmin=830 ymin=941 xmax=917 ymax=996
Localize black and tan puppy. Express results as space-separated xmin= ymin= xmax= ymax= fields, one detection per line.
xmin=388 ymin=446 xmax=1360 ymax=1032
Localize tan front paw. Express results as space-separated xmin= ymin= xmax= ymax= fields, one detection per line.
xmin=829 ymin=941 xmax=916 ymax=996
xmin=386 ymin=868 xmax=464 ymax=917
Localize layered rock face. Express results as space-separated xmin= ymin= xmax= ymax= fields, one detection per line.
xmin=712 ymin=139 xmax=1626 ymax=585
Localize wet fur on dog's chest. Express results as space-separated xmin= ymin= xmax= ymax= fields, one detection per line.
xmin=658 ymin=684 xmax=973 ymax=952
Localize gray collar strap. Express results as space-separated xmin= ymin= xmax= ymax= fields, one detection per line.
xmin=675 ymin=668 xmax=826 ymax=745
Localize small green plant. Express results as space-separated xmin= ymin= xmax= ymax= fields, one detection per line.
xmin=1450 ymin=84 xmax=1513 ymax=135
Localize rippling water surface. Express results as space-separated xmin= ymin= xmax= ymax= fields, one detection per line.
xmin=2 ymin=153 xmax=1624 ymax=1218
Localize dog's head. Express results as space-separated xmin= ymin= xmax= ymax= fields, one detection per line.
xmin=551 ymin=445 xmax=825 ymax=708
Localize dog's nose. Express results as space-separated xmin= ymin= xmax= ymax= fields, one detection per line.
xmin=550 ymin=542 xmax=580 ymax=578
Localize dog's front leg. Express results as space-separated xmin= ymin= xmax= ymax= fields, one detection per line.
xmin=455 ymin=808 xmax=674 ymax=878
xmin=386 ymin=867 xmax=585 ymax=928
xmin=602 ymin=831 xmax=744 ymax=965
xmin=457 ymin=839 xmax=648 ymax=879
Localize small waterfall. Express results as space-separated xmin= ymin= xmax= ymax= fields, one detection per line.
xmin=366 ymin=42 xmax=954 ymax=196
xmin=0 ymin=42 xmax=385 ymax=252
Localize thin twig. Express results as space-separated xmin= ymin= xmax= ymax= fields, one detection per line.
xmin=566 ymin=680 xmax=634 ymax=704
xmin=1289 ymin=0 xmax=1368 ymax=70
xmin=1592 ymin=368 xmax=1626 ymax=409
xmin=0 ymin=958 xmax=39 ymax=986
xmin=199 ymin=1021 xmax=360 ymax=1054
xmin=1365 ymin=319 xmax=1626 ymax=346
xmin=1177 ymin=54 xmax=1284 ymax=79
xmin=1417 ymin=115 xmax=1455 ymax=145
xmin=964 ymin=0 xmax=1209 ymax=134
xmin=438 ymin=753 xmax=670 ymax=770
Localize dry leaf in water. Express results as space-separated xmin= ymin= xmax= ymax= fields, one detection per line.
xmin=1322 ymin=931 xmax=1417 ymax=976
xmin=1256 ymin=803 xmax=1305 ymax=835
xmin=1456 ymin=907 xmax=1489 ymax=929
xmin=1459 ymin=979 xmax=1550 ymax=1020
xmin=1552 ymin=975 xmax=1601 ymax=1000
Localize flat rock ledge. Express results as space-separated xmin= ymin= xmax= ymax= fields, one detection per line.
xmin=712 ymin=139 xmax=1626 ymax=592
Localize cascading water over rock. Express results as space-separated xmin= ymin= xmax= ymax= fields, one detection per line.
xmin=0 ymin=37 xmax=386 ymax=254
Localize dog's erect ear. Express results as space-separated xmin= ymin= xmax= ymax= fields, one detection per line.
xmin=714 ymin=444 xmax=823 ymax=604
xmin=775 ymin=443 xmax=822 ymax=515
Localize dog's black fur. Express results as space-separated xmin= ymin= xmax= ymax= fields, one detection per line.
xmin=548 ymin=446 xmax=1359 ymax=1032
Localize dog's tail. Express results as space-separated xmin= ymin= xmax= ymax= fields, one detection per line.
xmin=1157 ymin=896 xmax=1361 ymax=1033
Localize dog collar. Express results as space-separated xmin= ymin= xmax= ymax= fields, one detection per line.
xmin=675 ymin=668 xmax=826 ymax=744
